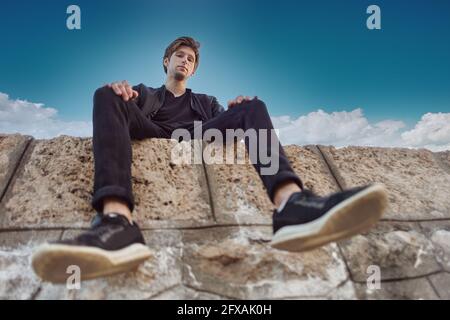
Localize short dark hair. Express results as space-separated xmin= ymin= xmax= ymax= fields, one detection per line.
xmin=163 ymin=36 xmax=200 ymax=74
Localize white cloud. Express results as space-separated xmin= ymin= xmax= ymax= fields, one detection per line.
xmin=272 ymin=108 xmax=450 ymax=152
xmin=401 ymin=113 xmax=450 ymax=152
xmin=272 ymin=108 xmax=405 ymax=147
xmin=0 ymin=92 xmax=92 ymax=139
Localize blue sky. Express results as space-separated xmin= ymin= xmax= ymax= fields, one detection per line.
xmin=1 ymin=0 xmax=450 ymax=148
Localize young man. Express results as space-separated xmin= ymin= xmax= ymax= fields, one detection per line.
xmin=32 ymin=37 xmax=387 ymax=283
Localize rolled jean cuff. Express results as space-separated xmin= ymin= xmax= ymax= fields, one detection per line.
xmin=91 ymin=185 xmax=134 ymax=213
xmin=267 ymin=171 xmax=304 ymax=203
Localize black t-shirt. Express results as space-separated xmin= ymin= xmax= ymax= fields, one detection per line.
xmin=152 ymin=89 xmax=202 ymax=135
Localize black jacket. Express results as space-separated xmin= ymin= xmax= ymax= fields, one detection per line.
xmin=132 ymin=84 xmax=225 ymax=121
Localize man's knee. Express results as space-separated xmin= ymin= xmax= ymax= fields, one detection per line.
xmin=239 ymin=98 xmax=269 ymax=116
xmin=93 ymin=85 xmax=133 ymax=116
xmin=93 ymin=86 xmax=120 ymax=105
xmin=238 ymin=97 xmax=266 ymax=109
xmin=251 ymin=98 xmax=267 ymax=109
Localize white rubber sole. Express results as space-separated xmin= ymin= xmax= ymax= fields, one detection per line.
xmin=32 ymin=243 xmax=152 ymax=283
xmin=270 ymin=184 xmax=388 ymax=252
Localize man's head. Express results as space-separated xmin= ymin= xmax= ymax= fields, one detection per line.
xmin=163 ymin=36 xmax=200 ymax=81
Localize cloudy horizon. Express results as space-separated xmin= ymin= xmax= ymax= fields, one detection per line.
xmin=1 ymin=91 xmax=449 ymax=152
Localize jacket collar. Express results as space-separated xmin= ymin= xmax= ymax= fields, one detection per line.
xmin=158 ymin=85 xmax=192 ymax=106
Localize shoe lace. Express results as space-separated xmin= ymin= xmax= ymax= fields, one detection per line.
xmin=299 ymin=189 xmax=316 ymax=198
xmin=292 ymin=189 xmax=324 ymax=207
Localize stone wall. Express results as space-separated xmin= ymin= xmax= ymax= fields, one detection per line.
xmin=0 ymin=133 xmax=449 ymax=299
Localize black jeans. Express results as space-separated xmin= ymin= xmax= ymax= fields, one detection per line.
xmin=91 ymin=86 xmax=303 ymax=213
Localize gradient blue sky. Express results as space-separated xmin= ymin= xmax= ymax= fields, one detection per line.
xmin=1 ymin=0 xmax=449 ymax=126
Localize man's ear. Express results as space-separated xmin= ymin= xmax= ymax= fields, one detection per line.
xmin=163 ymin=57 xmax=169 ymax=68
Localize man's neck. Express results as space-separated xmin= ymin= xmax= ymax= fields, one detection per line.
xmin=164 ymin=78 xmax=187 ymax=97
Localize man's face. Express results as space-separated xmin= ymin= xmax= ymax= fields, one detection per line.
xmin=164 ymin=46 xmax=197 ymax=81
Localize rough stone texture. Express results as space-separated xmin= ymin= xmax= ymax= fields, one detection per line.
xmin=182 ymin=226 xmax=354 ymax=299
xmin=0 ymin=134 xmax=31 ymax=200
xmin=203 ymin=141 xmax=275 ymax=225
xmin=151 ymin=285 xmax=228 ymax=300
xmin=434 ymin=151 xmax=450 ymax=175
xmin=0 ymin=136 xmax=212 ymax=229
xmin=339 ymin=222 xmax=442 ymax=282
xmin=0 ymin=137 xmax=95 ymax=229
xmin=325 ymin=281 xmax=359 ymax=300
xmin=132 ymin=139 xmax=212 ymax=228
xmin=354 ymin=278 xmax=439 ymax=300
xmin=286 ymin=145 xmax=340 ymax=196
xmin=419 ymin=221 xmax=450 ymax=272
xmin=1 ymin=133 xmax=450 ymax=300
xmin=428 ymin=272 xmax=450 ymax=299
xmin=0 ymin=230 xmax=62 ymax=299
xmin=319 ymin=146 xmax=450 ymax=220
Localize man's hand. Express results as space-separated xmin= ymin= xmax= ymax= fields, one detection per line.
xmin=106 ymin=80 xmax=139 ymax=102
xmin=227 ymin=95 xmax=257 ymax=109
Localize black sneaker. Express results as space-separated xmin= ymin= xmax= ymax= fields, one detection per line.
xmin=271 ymin=183 xmax=388 ymax=252
xmin=32 ymin=213 xmax=152 ymax=283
